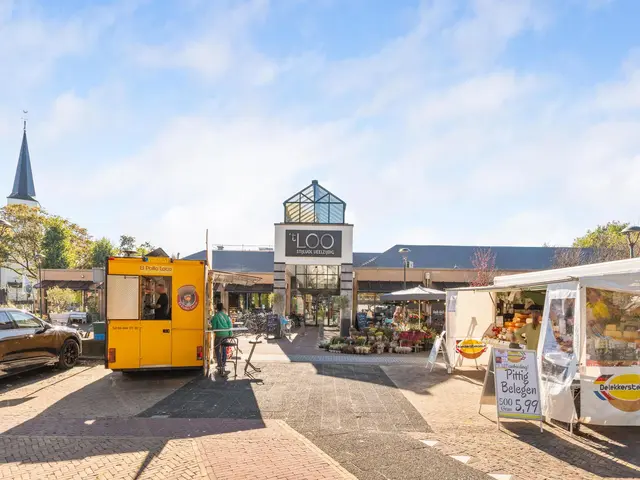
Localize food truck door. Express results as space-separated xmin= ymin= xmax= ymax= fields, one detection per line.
xmin=140 ymin=321 xmax=172 ymax=367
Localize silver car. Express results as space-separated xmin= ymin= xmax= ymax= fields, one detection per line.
xmin=0 ymin=308 xmax=82 ymax=379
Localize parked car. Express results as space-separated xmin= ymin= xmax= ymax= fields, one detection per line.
xmin=0 ymin=308 xmax=82 ymax=379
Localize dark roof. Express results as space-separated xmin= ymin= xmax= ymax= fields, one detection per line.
xmin=353 ymin=252 xmax=379 ymax=267
xmin=8 ymin=126 xmax=37 ymax=202
xmin=146 ymin=247 xmax=169 ymax=257
xmin=183 ymin=250 xmax=275 ymax=273
xmin=364 ymin=245 xmax=586 ymax=271
xmin=184 ymin=244 xmax=585 ymax=273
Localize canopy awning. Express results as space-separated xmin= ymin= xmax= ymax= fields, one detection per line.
xmin=33 ymin=280 xmax=97 ymax=291
xmin=380 ymin=285 xmax=446 ymax=302
xmin=209 ymin=270 xmax=262 ymax=287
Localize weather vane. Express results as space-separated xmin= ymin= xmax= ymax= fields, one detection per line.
xmin=22 ymin=110 xmax=28 ymax=130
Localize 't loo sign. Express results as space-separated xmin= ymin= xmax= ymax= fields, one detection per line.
xmin=285 ymin=230 xmax=342 ymax=258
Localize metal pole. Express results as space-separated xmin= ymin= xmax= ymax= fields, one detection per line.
xmin=403 ymin=257 xmax=407 ymax=290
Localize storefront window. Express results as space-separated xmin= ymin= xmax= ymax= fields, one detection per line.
xmin=294 ymin=265 xmax=340 ymax=291
xmin=585 ymin=288 xmax=640 ymax=367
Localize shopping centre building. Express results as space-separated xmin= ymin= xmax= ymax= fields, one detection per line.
xmin=185 ymin=180 xmax=570 ymax=329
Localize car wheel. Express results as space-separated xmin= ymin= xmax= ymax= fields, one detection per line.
xmin=58 ymin=339 xmax=80 ymax=369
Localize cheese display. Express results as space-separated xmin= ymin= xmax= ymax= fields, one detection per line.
xmin=585 ymin=288 xmax=640 ymax=367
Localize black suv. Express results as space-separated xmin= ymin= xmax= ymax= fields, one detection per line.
xmin=0 ymin=308 xmax=82 ymax=378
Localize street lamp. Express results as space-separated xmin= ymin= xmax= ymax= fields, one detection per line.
xmin=34 ymin=253 xmax=43 ymax=315
xmin=621 ymin=225 xmax=640 ymax=258
xmin=399 ymin=248 xmax=411 ymax=290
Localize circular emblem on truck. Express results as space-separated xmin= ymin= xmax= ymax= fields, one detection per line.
xmin=594 ymin=374 xmax=640 ymax=413
xmin=177 ymin=285 xmax=199 ymax=311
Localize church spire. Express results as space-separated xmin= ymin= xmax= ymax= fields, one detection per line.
xmin=7 ymin=114 xmax=38 ymax=206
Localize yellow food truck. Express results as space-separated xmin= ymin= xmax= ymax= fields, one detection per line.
xmin=105 ymin=256 xmax=210 ymax=371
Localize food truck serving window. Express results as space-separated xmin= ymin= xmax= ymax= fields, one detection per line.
xmin=140 ymin=276 xmax=172 ymax=320
xmin=585 ymin=288 xmax=639 ymax=367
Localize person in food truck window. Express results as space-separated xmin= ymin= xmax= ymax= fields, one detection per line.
xmin=515 ymin=309 xmax=541 ymax=351
xmin=211 ymin=302 xmax=232 ymax=376
xmin=153 ymin=283 xmax=170 ymax=320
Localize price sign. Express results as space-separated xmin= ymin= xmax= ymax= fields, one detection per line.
xmin=356 ymin=312 xmax=368 ymax=330
xmin=493 ymin=348 xmax=542 ymax=421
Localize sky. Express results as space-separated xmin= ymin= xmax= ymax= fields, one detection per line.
xmin=1 ymin=0 xmax=640 ymax=256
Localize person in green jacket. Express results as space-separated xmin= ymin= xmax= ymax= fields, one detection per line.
xmin=211 ymin=302 xmax=232 ymax=376
xmin=515 ymin=310 xmax=542 ymax=352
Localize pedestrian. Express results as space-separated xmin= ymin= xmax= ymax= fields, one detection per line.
xmin=515 ymin=309 xmax=542 ymax=352
xmin=211 ymin=302 xmax=232 ymax=376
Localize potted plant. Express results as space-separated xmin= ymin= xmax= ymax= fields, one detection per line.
xmin=375 ymin=342 xmax=384 ymax=354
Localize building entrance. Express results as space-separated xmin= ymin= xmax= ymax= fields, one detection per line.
xmin=297 ymin=293 xmax=340 ymax=326
xmin=274 ymin=180 xmax=354 ymax=336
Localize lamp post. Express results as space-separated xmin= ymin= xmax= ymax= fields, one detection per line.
xmin=621 ymin=225 xmax=640 ymax=258
xmin=399 ymin=248 xmax=410 ymax=290
xmin=34 ymin=253 xmax=43 ymax=316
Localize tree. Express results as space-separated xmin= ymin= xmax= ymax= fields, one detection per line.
xmin=119 ymin=235 xmax=136 ymax=253
xmin=551 ymin=221 xmax=629 ymax=268
xmin=46 ymin=287 xmax=78 ymax=313
xmin=470 ymin=248 xmax=497 ymax=286
xmin=91 ymin=238 xmax=117 ymax=267
xmin=572 ymin=221 xmax=628 ymax=261
xmin=137 ymin=241 xmax=155 ymax=256
xmin=41 ymin=217 xmax=75 ymax=269
xmin=0 ymin=204 xmax=47 ymax=278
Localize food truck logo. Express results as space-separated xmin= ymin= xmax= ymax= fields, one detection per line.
xmin=177 ymin=285 xmax=199 ymax=312
xmin=593 ymin=374 xmax=640 ymax=413
xmin=456 ymin=339 xmax=487 ymax=360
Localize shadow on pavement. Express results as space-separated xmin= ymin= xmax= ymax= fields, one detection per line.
xmin=501 ymin=422 xmax=640 ymax=478
xmin=1 ymin=368 xmax=266 ymax=477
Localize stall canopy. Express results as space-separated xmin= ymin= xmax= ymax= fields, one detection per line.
xmin=380 ymin=285 xmax=446 ymax=302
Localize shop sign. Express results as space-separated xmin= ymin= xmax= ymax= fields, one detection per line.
xmin=285 ymin=230 xmax=342 ymax=258
xmin=456 ymin=339 xmax=487 ymax=359
xmin=593 ymin=373 xmax=640 ymax=413
xmin=493 ymin=348 xmax=542 ymax=421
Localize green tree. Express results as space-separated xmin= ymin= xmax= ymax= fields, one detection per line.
xmin=572 ymin=221 xmax=628 ymax=261
xmin=91 ymin=237 xmax=117 ymax=267
xmin=119 ymin=235 xmax=136 ymax=253
xmin=551 ymin=221 xmax=630 ymax=268
xmin=46 ymin=286 xmax=78 ymax=313
xmin=42 ymin=217 xmax=74 ymax=269
xmin=137 ymin=241 xmax=155 ymax=255
xmin=0 ymin=204 xmax=47 ymax=277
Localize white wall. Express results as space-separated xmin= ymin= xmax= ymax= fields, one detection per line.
xmin=274 ymin=224 xmax=353 ymax=265
xmin=447 ymin=289 xmax=495 ymax=367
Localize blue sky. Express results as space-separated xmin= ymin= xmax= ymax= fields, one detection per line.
xmin=1 ymin=0 xmax=640 ymax=256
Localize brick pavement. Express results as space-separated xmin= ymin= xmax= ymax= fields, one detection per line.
xmin=0 ymin=365 xmax=355 ymax=480
xmin=140 ymin=363 xmax=489 ymax=480
xmin=383 ymin=365 xmax=640 ymax=480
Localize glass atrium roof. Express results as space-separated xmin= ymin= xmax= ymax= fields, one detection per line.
xmin=284 ymin=180 xmax=346 ymax=224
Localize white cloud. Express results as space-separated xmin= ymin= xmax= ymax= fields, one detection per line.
xmin=2 ymin=0 xmax=640 ymax=256
xmin=131 ymin=0 xmax=279 ymax=85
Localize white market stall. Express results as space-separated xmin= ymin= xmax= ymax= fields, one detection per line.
xmin=446 ymin=258 xmax=640 ymax=427
xmin=380 ymin=285 xmax=446 ymax=326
